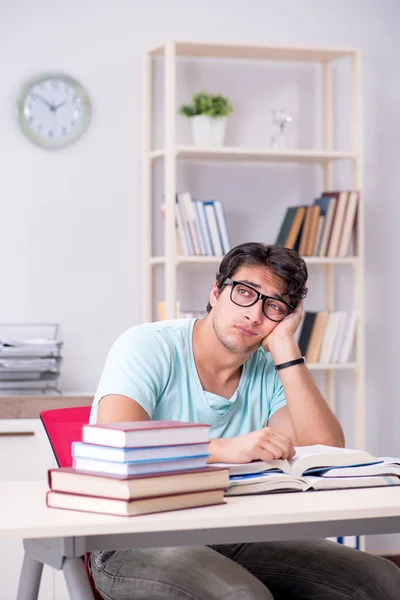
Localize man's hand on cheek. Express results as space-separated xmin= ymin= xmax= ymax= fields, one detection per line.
xmin=262 ymin=301 xmax=303 ymax=353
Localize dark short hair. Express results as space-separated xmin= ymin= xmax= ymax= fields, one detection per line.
xmin=206 ymin=242 xmax=308 ymax=313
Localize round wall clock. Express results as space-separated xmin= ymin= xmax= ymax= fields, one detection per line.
xmin=16 ymin=73 xmax=91 ymax=149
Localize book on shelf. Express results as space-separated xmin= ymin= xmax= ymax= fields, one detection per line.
xmin=72 ymin=441 xmax=210 ymax=463
xmin=203 ymin=201 xmax=224 ymax=256
xmin=305 ymin=311 xmax=328 ymax=363
xmin=317 ymin=195 xmax=337 ymax=257
xmin=274 ymin=190 xmax=359 ymax=258
xmin=48 ymin=466 xmax=229 ymax=500
xmin=73 ymin=454 xmax=209 ymax=476
xmin=82 ymin=420 xmax=210 ymax=448
xmin=172 ymin=192 xmax=230 ymax=257
xmin=326 ymin=191 xmax=349 ymax=257
xmin=275 ymin=206 xmax=298 ymax=247
xmin=298 ymin=310 xmax=356 ymax=364
xmin=46 ymin=488 xmax=226 ymax=517
xmin=220 ymin=445 xmax=400 ymax=495
xmin=337 ymin=191 xmax=359 ymax=258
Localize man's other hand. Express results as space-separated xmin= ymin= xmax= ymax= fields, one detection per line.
xmin=208 ymin=427 xmax=295 ymax=464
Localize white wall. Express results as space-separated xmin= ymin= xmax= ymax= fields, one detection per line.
xmin=1 ymin=0 xmax=400 ymax=551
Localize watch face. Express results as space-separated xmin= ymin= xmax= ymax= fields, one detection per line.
xmin=16 ymin=73 xmax=91 ymax=149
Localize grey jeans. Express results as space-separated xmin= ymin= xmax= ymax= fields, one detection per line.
xmin=90 ymin=539 xmax=400 ymax=599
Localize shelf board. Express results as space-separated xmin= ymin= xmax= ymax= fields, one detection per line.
xmin=149 ymin=256 xmax=359 ymax=266
xmin=150 ymin=146 xmax=357 ymax=164
xmin=150 ymin=42 xmax=356 ymax=63
xmin=307 ymin=362 xmax=358 ymax=371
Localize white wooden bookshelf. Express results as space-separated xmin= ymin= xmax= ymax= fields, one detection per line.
xmin=141 ymin=41 xmax=364 ymax=452
xmin=150 ymin=147 xmax=358 ymax=164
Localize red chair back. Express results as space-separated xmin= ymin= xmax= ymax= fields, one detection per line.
xmin=40 ymin=406 xmax=91 ymax=467
xmin=40 ymin=405 xmax=102 ymax=600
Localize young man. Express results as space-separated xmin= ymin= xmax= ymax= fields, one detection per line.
xmin=90 ymin=243 xmax=400 ymax=599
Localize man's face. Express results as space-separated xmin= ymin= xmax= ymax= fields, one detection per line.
xmin=210 ymin=264 xmax=287 ymax=356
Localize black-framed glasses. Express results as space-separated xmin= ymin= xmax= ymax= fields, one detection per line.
xmin=223 ymin=278 xmax=293 ymax=322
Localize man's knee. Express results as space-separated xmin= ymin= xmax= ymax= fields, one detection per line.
xmin=359 ymin=555 xmax=400 ymax=599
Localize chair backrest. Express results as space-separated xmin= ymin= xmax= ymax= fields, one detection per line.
xmin=40 ymin=405 xmax=104 ymax=600
xmin=40 ymin=406 xmax=91 ymax=467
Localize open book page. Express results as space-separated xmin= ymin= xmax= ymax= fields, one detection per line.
xmin=322 ymin=457 xmax=400 ymax=478
xmin=214 ymin=459 xmax=290 ymax=476
xmin=225 ymin=472 xmax=400 ymax=496
xmin=290 ymin=445 xmax=378 ymax=476
xmin=215 ymin=445 xmax=378 ymax=477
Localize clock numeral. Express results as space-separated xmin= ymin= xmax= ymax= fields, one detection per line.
xmin=62 ymin=127 xmax=67 ymax=135
xmin=48 ymin=130 xmax=53 ymax=138
xmin=52 ymin=80 xmax=59 ymax=89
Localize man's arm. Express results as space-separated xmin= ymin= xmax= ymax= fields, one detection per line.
xmin=97 ymin=394 xmax=150 ymax=423
xmin=266 ymin=304 xmax=345 ymax=448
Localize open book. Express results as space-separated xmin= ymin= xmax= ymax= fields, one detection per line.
xmin=217 ymin=445 xmax=400 ymax=494
xmin=225 ymin=473 xmax=400 ymax=495
xmin=216 ymin=445 xmax=381 ymax=477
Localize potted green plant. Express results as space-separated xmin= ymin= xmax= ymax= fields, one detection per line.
xmin=178 ymin=90 xmax=233 ymax=146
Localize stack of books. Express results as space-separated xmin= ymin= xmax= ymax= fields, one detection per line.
xmin=47 ymin=420 xmax=229 ymax=516
xmin=297 ymin=310 xmax=357 ymax=364
xmin=275 ymin=190 xmax=359 ymax=258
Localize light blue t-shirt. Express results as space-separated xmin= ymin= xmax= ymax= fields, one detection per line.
xmin=90 ymin=319 xmax=287 ymax=438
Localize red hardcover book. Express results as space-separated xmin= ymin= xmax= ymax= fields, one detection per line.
xmin=46 ymin=488 xmax=226 ymax=517
xmin=48 ymin=466 xmax=229 ymax=500
xmin=82 ymin=420 xmax=210 ymax=448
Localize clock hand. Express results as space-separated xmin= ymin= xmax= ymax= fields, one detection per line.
xmin=34 ymin=94 xmax=54 ymax=110
xmin=53 ymin=101 xmax=67 ymax=111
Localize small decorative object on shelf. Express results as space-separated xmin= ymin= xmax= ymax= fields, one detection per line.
xmin=270 ymin=109 xmax=292 ymax=149
xmin=179 ymin=90 xmax=233 ymax=147
xmin=0 ymin=323 xmax=63 ymax=394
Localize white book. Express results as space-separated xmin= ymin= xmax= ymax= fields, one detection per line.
xmin=194 ymin=200 xmax=213 ymax=255
xmin=327 ymin=192 xmax=349 ymax=257
xmin=330 ymin=312 xmax=349 ymax=363
xmin=213 ymin=199 xmax=231 ymax=254
xmin=338 ymin=311 xmax=357 ymax=363
xmin=319 ymin=312 xmax=340 ymax=364
xmin=193 ymin=200 xmax=206 ymax=255
xmin=204 ymin=201 xmax=223 ymax=256
xmin=176 ymin=192 xmax=195 ymax=254
xmin=73 ymin=455 xmax=208 ymax=476
xmin=337 ymin=191 xmax=359 ymax=258
xmin=72 ymin=441 xmax=210 ymax=463
xmin=175 ymin=201 xmax=190 ymax=255
xmin=181 ymin=191 xmax=202 ymax=255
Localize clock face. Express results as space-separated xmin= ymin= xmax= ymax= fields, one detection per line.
xmin=16 ymin=73 xmax=91 ymax=149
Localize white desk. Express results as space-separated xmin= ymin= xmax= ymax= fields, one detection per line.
xmin=3 ymin=481 xmax=400 ymax=600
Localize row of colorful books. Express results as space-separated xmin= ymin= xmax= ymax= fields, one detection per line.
xmin=163 ymin=192 xmax=231 ymax=256
xmin=298 ymin=311 xmax=357 ymax=364
xmin=276 ymin=191 xmax=359 ymax=258
xmin=46 ymin=421 xmax=229 ymax=516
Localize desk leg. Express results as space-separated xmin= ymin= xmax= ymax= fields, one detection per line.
xmin=16 ymin=552 xmax=43 ymax=600
xmin=63 ymin=557 xmax=95 ymax=600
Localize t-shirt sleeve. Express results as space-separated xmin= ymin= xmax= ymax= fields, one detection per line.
xmin=267 ymin=368 xmax=287 ymax=420
xmin=91 ymin=326 xmax=171 ymax=421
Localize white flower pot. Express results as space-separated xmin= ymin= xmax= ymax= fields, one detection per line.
xmin=190 ymin=115 xmax=227 ymax=147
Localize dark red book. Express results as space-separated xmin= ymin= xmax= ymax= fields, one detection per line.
xmin=48 ymin=465 xmax=229 ymax=500
xmin=82 ymin=420 xmax=210 ymax=448
xmin=46 ymin=488 xmax=225 ymax=517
